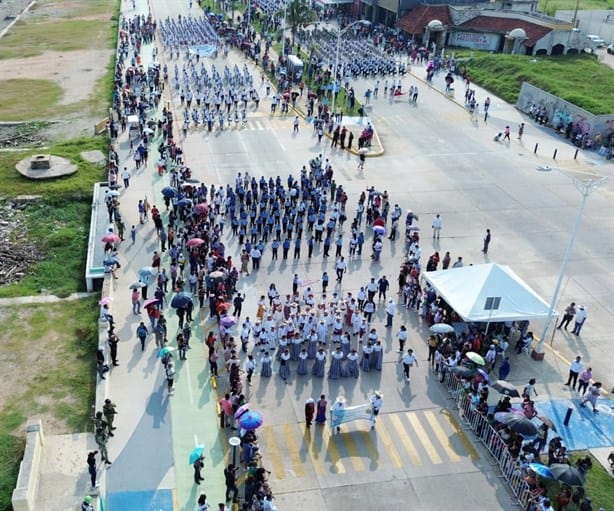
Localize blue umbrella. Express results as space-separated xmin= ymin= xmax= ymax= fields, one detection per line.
xmin=175 ymin=198 xmax=193 ymax=208
xmin=238 ymin=410 xmax=263 ymax=431
xmin=171 ymin=292 xmax=193 ymax=308
xmin=138 ymin=266 xmax=154 ymax=279
xmin=103 ymin=257 xmax=120 ymax=266
xmin=189 ymin=444 xmax=205 ymax=465
xmin=529 ymin=463 xmax=554 ymax=479
xmin=161 ymin=186 xmax=177 ymax=198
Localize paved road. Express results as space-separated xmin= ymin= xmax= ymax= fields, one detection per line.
xmin=102 ymin=1 xmax=614 ymax=510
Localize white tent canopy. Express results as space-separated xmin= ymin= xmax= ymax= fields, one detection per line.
xmin=422 ymin=263 xmax=556 ymax=323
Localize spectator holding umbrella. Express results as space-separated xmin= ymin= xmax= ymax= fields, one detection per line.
xmin=498 ymin=357 xmax=511 ymax=381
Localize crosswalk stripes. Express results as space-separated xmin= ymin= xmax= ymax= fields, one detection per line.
xmin=254 ymin=408 xmax=478 ymax=480
xmin=406 ymin=412 xmax=443 ymax=464
xmin=424 ymin=410 xmax=462 ymax=463
xmin=388 ymin=414 xmax=422 ymax=466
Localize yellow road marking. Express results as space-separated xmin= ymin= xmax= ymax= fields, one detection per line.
xmin=338 ymin=428 xmax=365 ymax=471
xmin=308 ymin=427 xmax=326 ymax=476
xmin=321 ymin=425 xmax=346 ymax=474
xmin=440 ymin=409 xmax=480 ymax=460
xmin=389 ymin=414 xmax=421 ymax=466
xmin=262 ymin=426 xmax=285 ymax=479
xmin=282 ymin=423 xmax=305 ymax=477
xmin=423 ymin=410 xmax=461 ymax=462
xmin=407 ymin=412 xmax=443 ymax=464
xmin=355 ymin=430 xmax=380 ymax=467
xmin=371 ymin=418 xmax=402 ymax=468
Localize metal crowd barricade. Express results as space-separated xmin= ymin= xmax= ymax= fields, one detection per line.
xmin=442 ymin=371 xmax=540 ymax=511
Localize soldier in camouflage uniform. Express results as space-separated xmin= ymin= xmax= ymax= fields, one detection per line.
xmin=93 ymin=411 xmax=112 ymax=464
xmin=103 ymin=399 xmax=117 ymax=434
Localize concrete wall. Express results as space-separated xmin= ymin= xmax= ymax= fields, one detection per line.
xmin=555 ymin=9 xmax=614 ymax=44
xmin=516 ymin=82 xmax=614 ymax=141
xmin=11 ymin=420 xmax=44 ymax=511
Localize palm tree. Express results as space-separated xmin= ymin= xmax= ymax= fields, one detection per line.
xmin=279 ymin=0 xmax=316 ymax=47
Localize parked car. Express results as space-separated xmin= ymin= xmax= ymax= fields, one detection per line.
xmin=607 ymin=44 xmax=614 ymax=54
xmin=587 ymin=34 xmax=606 ymax=47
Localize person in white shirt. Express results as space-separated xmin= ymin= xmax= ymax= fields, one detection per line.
xmin=385 ymin=298 xmax=395 ymax=327
xmin=335 ymin=257 xmax=347 ymax=283
xmin=432 ymin=214 xmax=442 ymax=239
xmin=369 ymin=391 xmax=383 ymax=429
xmin=396 ymin=325 xmax=407 ymax=353
xmin=485 ymin=344 xmax=497 ymax=372
xmin=400 ymin=349 xmax=418 ymax=382
xmin=564 ymin=355 xmax=583 ymax=390
xmin=571 ymin=305 xmax=587 ymax=336
xmin=121 ymin=167 xmax=131 ymax=188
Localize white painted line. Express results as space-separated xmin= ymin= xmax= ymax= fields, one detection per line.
xmin=185 ymin=358 xmax=194 ymax=405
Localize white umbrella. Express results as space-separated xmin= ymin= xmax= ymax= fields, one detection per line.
xmin=430 ymin=323 xmax=455 ymax=334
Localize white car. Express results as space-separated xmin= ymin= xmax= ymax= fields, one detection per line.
xmin=587 ymin=34 xmax=606 ymax=47
xmin=607 ymin=44 xmax=614 ymax=54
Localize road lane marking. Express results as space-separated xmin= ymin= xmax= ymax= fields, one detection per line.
xmin=185 ymin=358 xmax=194 ymax=405
xmin=389 ymin=414 xmax=421 ymax=466
xmin=354 ymin=430 xmax=380 ymax=468
xmin=423 ymin=410 xmax=462 ymax=462
xmin=282 ymin=423 xmax=305 ymax=478
xmin=440 ymin=408 xmax=480 ymax=460
xmin=338 ymin=429 xmax=365 ymax=472
xmin=407 ymin=412 xmax=443 ymax=464
xmin=262 ymin=426 xmax=285 ymax=479
xmin=374 ymin=417 xmax=403 ymax=468
xmin=321 ymin=425 xmax=345 ymax=474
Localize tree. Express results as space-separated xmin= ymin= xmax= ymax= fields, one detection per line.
xmin=279 ymin=0 xmax=316 ymax=47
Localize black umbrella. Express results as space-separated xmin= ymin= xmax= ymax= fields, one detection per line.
xmin=492 ymin=380 xmax=521 ymax=398
xmin=550 ymin=463 xmax=584 ymax=486
xmin=450 ymin=366 xmax=477 ymax=378
xmin=171 ymin=292 xmax=193 ymax=308
xmin=505 ymin=416 xmax=538 ymax=437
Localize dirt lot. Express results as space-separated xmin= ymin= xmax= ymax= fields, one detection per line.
xmin=0 ymin=0 xmax=114 ymax=140
xmin=0 ymin=0 xmax=111 ymax=436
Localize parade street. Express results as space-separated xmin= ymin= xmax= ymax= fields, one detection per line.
xmin=100 ymin=0 xmax=614 ymax=510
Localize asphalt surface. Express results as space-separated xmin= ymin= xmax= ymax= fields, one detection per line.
xmin=101 ymin=1 xmax=614 ymax=510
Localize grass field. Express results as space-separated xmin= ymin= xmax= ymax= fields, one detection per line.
xmin=34 ymin=0 xmax=118 ymax=18
xmin=0 ymin=0 xmax=119 ymax=121
xmin=0 ymin=298 xmax=99 ymax=511
xmin=540 ymin=452 xmax=614 ymax=510
xmin=463 ymin=54 xmax=614 ymax=115
xmin=0 ymin=79 xmax=65 ymax=121
xmin=538 ymin=0 xmax=614 ymax=15
xmin=0 ymin=20 xmax=114 ymax=60
xmin=0 ymin=136 xmax=107 ymax=298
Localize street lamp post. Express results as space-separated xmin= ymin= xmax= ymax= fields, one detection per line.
xmin=281 ymin=2 xmax=288 ymax=57
xmin=532 ymin=166 xmax=614 ymax=358
xmin=330 ymin=20 xmax=369 ymax=120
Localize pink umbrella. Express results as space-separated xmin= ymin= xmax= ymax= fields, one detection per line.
xmin=99 ymin=296 xmax=113 ymax=306
xmin=186 ymin=238 xmax=205 ymax=247
xmin=194 ymin=203 xmax=208 ymax=214
xmin=221 ymin=315 xmax=238 ymax=328
xmin=143 ymin=298 xmax=159 ymax=308
xmin=102 ymin=233 xmax=120 ymax=243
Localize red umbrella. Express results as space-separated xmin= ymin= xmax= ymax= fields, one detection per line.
xmin=102 ymin=233 xmax=120 ymax=243
xmin=186 ymin=238 xmax=205 ymax=247
xmin=194 ymin=203 xmax=208 ymax=214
